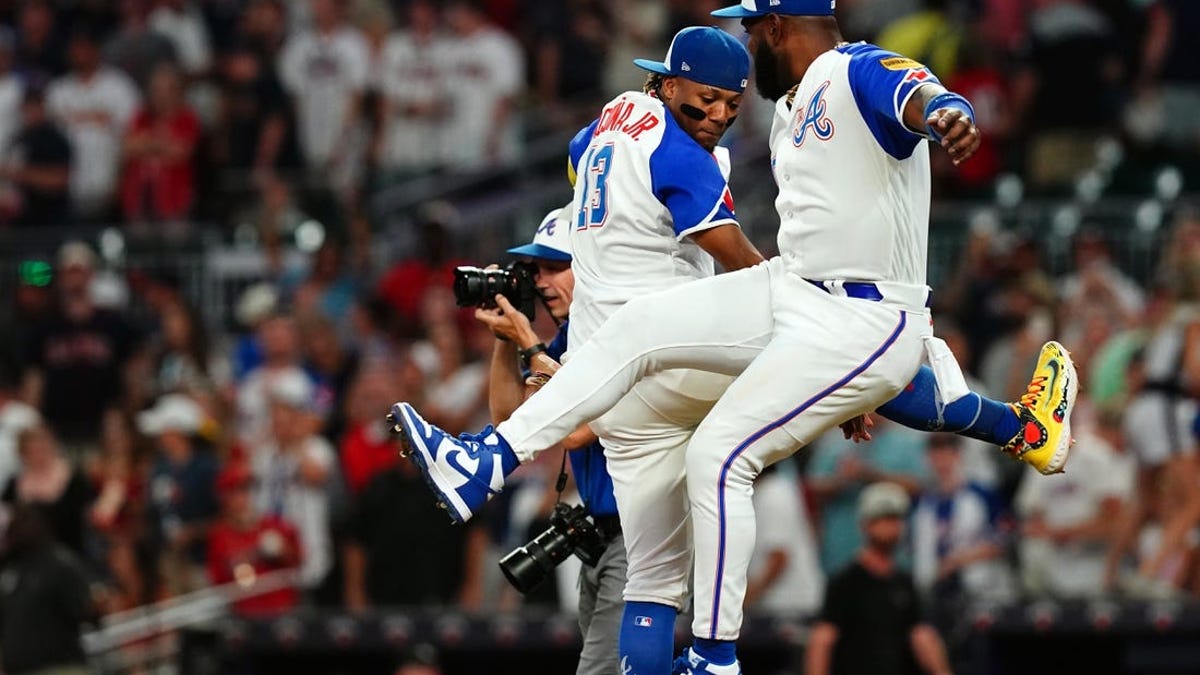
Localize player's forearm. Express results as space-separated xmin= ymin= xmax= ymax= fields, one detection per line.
xmin=903 ymin=83 xmax=949 ymax=134
xmin=691 ymin=224 xmax=766 ymax=272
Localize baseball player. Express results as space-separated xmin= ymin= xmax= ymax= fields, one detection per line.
xmin=389 ymin=14 xmax=1078 ymax=675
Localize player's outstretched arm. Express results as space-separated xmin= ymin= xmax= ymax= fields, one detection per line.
xmin=690 ymin=224 xmax=766 ymax=272
xmin=904 ymin=84 xmax=980 ymax=165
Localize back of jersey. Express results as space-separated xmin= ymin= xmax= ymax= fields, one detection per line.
xmin=566 ymin=91 xmax=738 ymax=347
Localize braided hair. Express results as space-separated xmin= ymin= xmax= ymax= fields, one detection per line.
xmin=643 ymin=72 xmax=665 ymax=98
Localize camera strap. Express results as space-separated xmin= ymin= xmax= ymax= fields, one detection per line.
xmin=554 ymin=450 xmax=568 ymax=501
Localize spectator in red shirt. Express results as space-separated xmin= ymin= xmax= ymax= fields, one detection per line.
xmin=119 ymin=63 xmax=200 ymax=224
xmin=206 ymin=462 xmax=302 ymax=617
xmin=339 ymin=370 xmax=404 ymax=496
xmin=375 ymin=205 xmax=466 ymax=334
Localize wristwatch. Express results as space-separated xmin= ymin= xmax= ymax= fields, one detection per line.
xmin=518 ymin=343 xmax=548 ymax=370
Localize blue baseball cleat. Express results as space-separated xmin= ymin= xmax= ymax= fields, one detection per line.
xmin=672 ymin=649 xmax=741 ymax=675
xmin=386 ymin=402 xmax=515 ymax=524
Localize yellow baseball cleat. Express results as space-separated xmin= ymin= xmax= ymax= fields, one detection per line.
xmin=1001 ymin=341 xmax=1078 ymax=475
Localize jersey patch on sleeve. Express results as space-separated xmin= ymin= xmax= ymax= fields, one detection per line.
xmin=845 ymin=45 xmax=943 ymax=160
xmin=880 ymin=57 xmax=924 ymax=71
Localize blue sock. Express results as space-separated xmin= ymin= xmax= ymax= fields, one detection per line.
xmin=693 ymin=638 xmax=736 ymax=666
xmin=877 ymin=365 xmax=1022 ymax=446
xmin=619 ymin=601 xmax=676 ymax=675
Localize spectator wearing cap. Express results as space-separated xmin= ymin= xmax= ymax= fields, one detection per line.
xmin=235 ymin=313 xmax=316 ymax=448
xmin=46 ymin=26 xmax=140 ymax=221
xmin=250 ymin=370 xmax=339 ymax=593
xmin=142 ymin=393 xmax=219 ymax=595
xmin=206 ymin=462 xmax=303 ymax=616
xmin=1 ymin=424 xmax=95 ymax=559
xmin=22 ymin=241 xmax=143 ymax=456
xmin=806 ymin=482 xmax=953 ymax=675
xmin=0 ymin=86 xmax=72 ymax=227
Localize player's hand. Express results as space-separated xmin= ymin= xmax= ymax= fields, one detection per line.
xmin=927 ymin=108 xmax=980 ymax=165
xmin=840 ymin=413 xmax=874 ymax=443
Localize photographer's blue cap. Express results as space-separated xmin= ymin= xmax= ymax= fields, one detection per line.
xmin=507 ymin=208 xmax=572 ymax=262
xmin=712 ymin=0 xmax=837 ymax=18
xmin=633 ymin=26 xmax=750 ymax=93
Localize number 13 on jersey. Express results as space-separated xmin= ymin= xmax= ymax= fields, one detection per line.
xmin=576 ymin=143 xmax=614 ymax=230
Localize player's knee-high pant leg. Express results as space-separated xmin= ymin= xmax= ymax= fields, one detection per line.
xmin=496 ymin=264 xmax=774 ymax=461
xmin=594 ymin=370 xmax=733 ymax=610
xmin=686 ymin=276 xmax=929 ymax=640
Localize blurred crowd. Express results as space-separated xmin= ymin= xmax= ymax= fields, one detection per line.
xmin=0 ymin=0 xmax=1198 ymax=672
xmin=0 ymin=0 xmax=1193 ymax=238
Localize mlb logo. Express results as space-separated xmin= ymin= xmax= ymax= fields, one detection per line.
xmin=634 ymin=616 xmax=653 ymax=627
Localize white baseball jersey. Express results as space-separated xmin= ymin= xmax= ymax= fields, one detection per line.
xmin=278 ymin=26 xmax=370 ymax=166
xmin=378 ymin=31 xmax=452 ymax=170
xmin=566 ymin=91 xmax=738 ymax=346
xmin=440 ymin=27 xmax=523 ymax=168
xmin=46 ymin=66 xmax=140 ymax=213
xmin=771 ymin=43 xmax=936 ymax=295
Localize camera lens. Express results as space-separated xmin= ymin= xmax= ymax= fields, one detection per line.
xmin=498 ymin=526 xmax=575 ymax=595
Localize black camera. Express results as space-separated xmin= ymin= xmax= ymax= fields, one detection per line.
xmin=453 ymin=262 xmax=539 ymax=321
xmin=499 ymin=503 xmax=608 ymax=595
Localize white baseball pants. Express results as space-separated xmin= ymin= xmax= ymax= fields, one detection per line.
xmin=496 ymin=257 xmax=929 ymax=639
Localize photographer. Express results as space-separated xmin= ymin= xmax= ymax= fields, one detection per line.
xmin=474 ymin=208 xmax=625 ymax=675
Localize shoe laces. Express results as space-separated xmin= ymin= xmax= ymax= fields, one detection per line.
xmin=458 ymin=424 xmax=496 ymax=444
xmin=1019 ymin=375 xmax=1048 ymax=410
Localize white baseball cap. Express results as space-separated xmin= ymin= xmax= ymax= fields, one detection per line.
xmin=138 ymin=394 xmax=204 ymax=435
xmin=858 ymin=482 xmax=910 ymax=522
xmin=506 ymin=206 xmax=572 ymax=262
xmin=267 ymin=369 xmax=316 ymax=410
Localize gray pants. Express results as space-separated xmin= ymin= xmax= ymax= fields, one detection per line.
xmin=576 ymin=533 xmax=628 ymax=675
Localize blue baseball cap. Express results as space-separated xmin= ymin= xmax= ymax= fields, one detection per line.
xmin=633 ymin=26 xmax=750 ymax=93
xmin=712 ymin=0 xmax=837 ymax=18
xmin=507 ymin=208 xmax=572 ymax=262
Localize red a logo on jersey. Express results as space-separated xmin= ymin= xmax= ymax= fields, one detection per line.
xmin=903 ymin=68 xmax=931 ymax=83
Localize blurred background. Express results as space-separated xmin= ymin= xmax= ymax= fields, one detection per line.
xmin=0 ymin=0 xmax=1197 ymax=674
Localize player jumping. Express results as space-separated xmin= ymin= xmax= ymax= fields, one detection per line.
xmin=389 ymin=9 xmax=1077 ymax=675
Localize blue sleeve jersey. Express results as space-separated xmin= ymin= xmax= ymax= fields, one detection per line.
xmin=649 ymin=112 xmax=737 ymax=239
xmin=839 ymin=43 xmax=943 ymax=160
